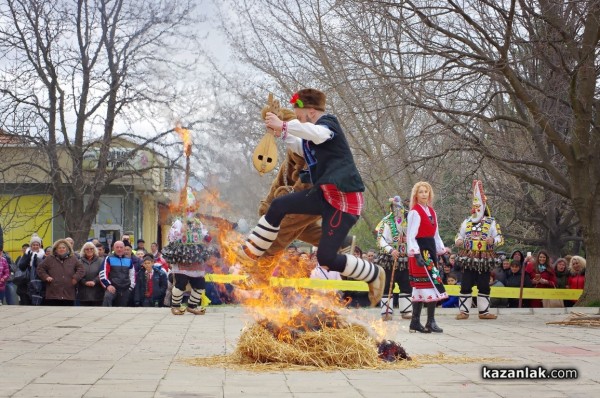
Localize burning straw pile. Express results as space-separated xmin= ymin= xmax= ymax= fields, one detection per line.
xmin=232 ymin=303 xmax=409 ymax=369
xmin=235 ymin=322 xmax=384 ymax=368
xmin=186 ymin=317 xmax=501 ymax=370
xmin=185 ymin=293 xmax=413 ymax=370
xmin=547 ymin=311 xmax=600 ymax=328
xmin=184 ymin=289 xmax=506 ymax=371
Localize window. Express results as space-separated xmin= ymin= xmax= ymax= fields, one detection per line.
xmin=96 ymin=196 xmax=123 ymax=225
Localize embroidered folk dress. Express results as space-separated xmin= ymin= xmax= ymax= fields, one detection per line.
xmin=407 ymin=204 xmax=448 ymax=303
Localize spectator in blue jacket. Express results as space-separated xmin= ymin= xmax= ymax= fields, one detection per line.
xmin=489 ymin=271 xmax=508 ymax=308
xmin=124 ymin=242 xmax=141 ymax=272
xmin=442 ymin=273 xmax=460 ymax=308
xmin=100 ymin=241 xmax=135 ymax=307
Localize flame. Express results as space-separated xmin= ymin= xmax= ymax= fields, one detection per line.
xmin=215 ymin=218 xmax=399 ymax=342
xmin=165 ymin=182 xmax=395 ymax=343
xmin=218 ymin=232 xmax=393 ymax=341
xmin=196 ymin=188 xmax=231 ymax=218
xmin=174 ymin=124 xmax=192 ymax=157
xmin=216 ymin=224 xmax=343 ymax=330
xmin=168 ymin=187 xmax=195 ymax=215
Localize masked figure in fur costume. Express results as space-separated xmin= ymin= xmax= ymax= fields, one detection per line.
xmin=375 ymin=195 xmax=412 ymax=321
xmin=238 ymin=89 xmax=385 ymax=306
xmin=454 ymin=180 xmax=504 ymax=320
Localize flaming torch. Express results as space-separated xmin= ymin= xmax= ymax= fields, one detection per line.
xmin=174 ymin=124 xmax=193 ymax=210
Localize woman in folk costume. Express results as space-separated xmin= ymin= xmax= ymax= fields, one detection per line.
xmin=407 ymin=182 xmax=448 ymax=333
xmin=454 ymin=180 xmax=504 ymax=320
xmin=238 ymin=88 xmax=386 ymax=306
xmin=375 ymin=195 xmax=412 ymax=321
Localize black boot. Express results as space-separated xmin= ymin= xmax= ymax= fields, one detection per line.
xmin=425 ymin=302 xmax=443 ymax=333
xmin=409 ymin=302 xmax=431 ymax=333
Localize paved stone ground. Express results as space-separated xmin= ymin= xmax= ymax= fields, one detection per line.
xmin=1 ymin=305 xmax=599 ymax=397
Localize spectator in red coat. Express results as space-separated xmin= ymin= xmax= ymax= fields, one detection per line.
xmin=528 ymin=250 xmax=557 ymax=308
xmin=567 ymin=256 xmax=586 ymax=304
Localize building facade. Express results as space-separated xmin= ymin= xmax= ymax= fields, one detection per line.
xmin=0 ymin=136 xmax=173 ymax=258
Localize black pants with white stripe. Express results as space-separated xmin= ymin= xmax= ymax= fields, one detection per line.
xmin=266 ymin=188 xmax=358 ymax=273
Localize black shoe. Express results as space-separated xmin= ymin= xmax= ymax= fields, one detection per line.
xmin=425 ymin=302 xmax=443 ymax=333
xmin=409 ymin=321 xmax=431 ymax=333
xmin=425 ymin=319 xmax=443 ymax=333
xmin=409 ymin=302 xmax=431 ymax=333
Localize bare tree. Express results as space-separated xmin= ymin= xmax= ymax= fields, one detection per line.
xmin=357 ymin=0 xmax=600 ymax=304
xmin=0 ymin=0 xmax=202 ymax=247
xmin=486 ymin=175 xmax=582 ymax=258
xmin=214 ymin=0 xmax=449 ymax=245
xmin=212 ymin=0 xmax=598 ymax=300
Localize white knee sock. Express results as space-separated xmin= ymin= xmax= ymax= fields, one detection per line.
xmin=380 ymin=296 xmax=393 ymax=315
xmin=171 ymin=287 xmax=184 ymax=307
xmin=188 ymin=288 xmax=204 ymax=308
xmin=458 ymin=295 xmax=472 ymax=314
xmin=341 ymin=255 xmax=379 ymax=283
xmin=245 ymin=215 xmax=280 ymax=257
xmin=478 ymin=294 xmax=491 ymax=315
xmin=398 ymin=295 xmax=412 ymax=314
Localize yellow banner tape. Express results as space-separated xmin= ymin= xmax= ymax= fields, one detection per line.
xmin=204 ymin=274 xmax=582 ymax=300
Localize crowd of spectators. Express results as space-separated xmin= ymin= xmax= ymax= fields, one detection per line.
xmin=435 ymin=249 xmax=586 ymax=309
xmin=2 ymin=234 xmax=185 ymax=307
xmin=0 ymin=233 xmax=588 ymax=309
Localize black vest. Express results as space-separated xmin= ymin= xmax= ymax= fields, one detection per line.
xmin=301 ymin=114 xmax=365 ymax=193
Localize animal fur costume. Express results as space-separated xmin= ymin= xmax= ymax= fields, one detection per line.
xmin=247 ymin=107 xmax=322 ymax=280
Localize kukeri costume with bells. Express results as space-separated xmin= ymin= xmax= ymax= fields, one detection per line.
xmin=375 ymin=196 xmax=412 ymax=320
xmin=162 ymin=217 xmax=211 ymax=315
xmin=455 ymin=180 xmax=504 ymax=320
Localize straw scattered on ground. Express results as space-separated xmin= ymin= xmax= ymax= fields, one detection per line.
xmin=183 ymin=323 xmax=506 ymax=371
xmin=547 ymin=311 xmax=600 ymax=328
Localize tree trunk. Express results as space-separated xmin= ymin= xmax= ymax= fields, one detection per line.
xmin=61 ymin=190 xmax=101 ymax=251
xmin=574 ymin=192 xmax=600 ymax=306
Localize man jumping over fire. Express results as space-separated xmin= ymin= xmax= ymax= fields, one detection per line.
xmin=237 ymin=88 xmax=386 ymax=306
